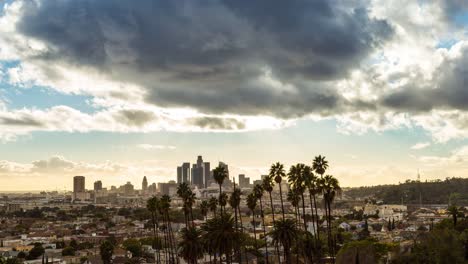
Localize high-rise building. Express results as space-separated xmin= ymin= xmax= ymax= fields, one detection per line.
xmin=177 ymin=162 xmax=191 ymax=184
xmin=203 ymin=162 xmax=211 ymax=188
xmin=142 ymin=176 xmax=148 ymax=191
xmin=73 ymin=176 xmax=88 ymax=202
xmin=122 ymin=182 xmax=134 ymax=195
xmin=239 ymin=174 xmax=250 ymax=188
xmin=94 ymin=180 xmax=103 ymax=191
xmin=73 ymin=176 xmax=85 ymax=193
xmin=191 ymin=164 xmax=204 ymax=188
xmin=158 ymin=181 xmax=178 ymax=196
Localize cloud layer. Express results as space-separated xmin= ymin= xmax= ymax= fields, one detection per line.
xmin=0 ymin=0 xmax=467 ymax=143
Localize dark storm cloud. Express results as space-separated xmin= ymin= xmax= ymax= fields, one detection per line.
xmin=115 ymin=109 xmax=156 ymax=126
xmin=14 ymin=0 xmax=393 ymax=118
xmin=0 ymin=116 xmax=44 ymax=127
xmin=382 ymin=43 xmax=468 ymax=113
xmin=190 ymin=117 xmax=246 ymax=130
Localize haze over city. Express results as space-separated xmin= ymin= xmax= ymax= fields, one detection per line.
xmin=1 ymin=0 xmax=468 ymax=191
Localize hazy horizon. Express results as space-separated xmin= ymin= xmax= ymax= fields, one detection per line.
xmin=1 ymin=0 xmax=468 ymax=191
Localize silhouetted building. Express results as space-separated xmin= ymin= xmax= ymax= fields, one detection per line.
xmin=73 ymin=176 xmax=85 ymax=193
xmin=203 ymin=162 xmax=211 ymax=188
xmin=94 ymin=180 xmax=102 ymax=191
xmin=239 ymin=174 xmax=250 ymax=188
xmin=177 ymin=162 xmax=191 ymax=184
xmin=122 ymin=182 xmax=134 ymax=195
xmin=142 ymin=176 xmax=148 ymax=191
xmin=158 ymin=181 xmax=178 ymax=196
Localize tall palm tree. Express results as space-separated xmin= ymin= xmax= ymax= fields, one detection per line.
xmin=209 ymin=197 xmax=218 ymax=218
xmin=199 ymin=200 xmax=209 ymax=221
xmin=213 ymin=165 xmax=228 ymax=215
xmin=262 ymin=175 xmax=276 ymax=221
xmin=160 ymin=194 xmax=177 ymax=264
xmin=447 ymin=205 xmax=459 ymax=227
xmin=288 ymin=163 xmax=308 ymax=232
xmin=321 ymin=175 xmax=341 ymax=261
xmin=254 ymin=184 xmax=269 ymax=263
xmin=270 ymin=162 xmax=286 ymax=219
xmin=312 ymin=155 xmax=329 ymax=177
xmin=262 ymin=175 xmax=282 ymax=263
xmin=219 ymin=192 xmax=228 ymax=213
xmin=303 ymin=167 xmax=320 ymax=241
xmin=177 ymin=183 xmax=191 ymax=226
xmin=247 ymin=192 xmax=258 ymax=252
xmin=146 ymin=196 xmax=161 ymax=263
xmin=287 ymin=189 xmax=301 ymax=227
xmin=178 ymin=226 xmax=204 ymax=264
xmin=270 ymin=219 xmax=298 ymax=264
xmin=186 ymin=191 xmax=196 ymax=226
xmin=229 ymin=188 xmax=243 ymax=263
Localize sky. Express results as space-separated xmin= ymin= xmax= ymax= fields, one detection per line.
xmin=1 ymin=0 xmax=468 ymax=191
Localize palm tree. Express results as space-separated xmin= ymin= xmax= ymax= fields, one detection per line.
xmin=199 ymin=200 xmax=209 ymax=221
xmin=270 ymin=219 xmax=298 ymax=264
xmin=270 ymin=162 xmax=286 ymax=219
xmin=312 ymin=155 xmax=329 ymax=177
xmin=229 ymin=188 xmax=243 ymax=263
xmin=177 ymin=183 xmax=191 ymax=226
xmin=178 ymin=226 xmax=204 ymax=264
xmin=288 ymin=163 xmax=308 ymax=232
xmin=254 ymin=184 xmax=269 ymax=263
xmin=146 ymin=196 xmax=161 ymax=262
xmin=447 ymin=205 xmax=459 ymax=227
xmin=287 ymin=189 xmax=301 ymax=227
xmin=247 ymin=192 xmax=258 ymax=251
xmin=219 ymin=192 xmax=228 ymax=214
xmin=304 ymin=167 xmax=320 ymax=241
xmin=262 ymin=175 xmax=281 ymax=262
xmin=213 ymin=165 xmax=228 ymax=215
xmin=201 ymin=213 xmax=242 ymax=263
xmin=321 ymin=175 xmax=341 ymax=261
xmin=186 ymin=191 xmax=196 ymax=226
xmin=160 ymin=194 xmax=177 ymax=263
xmin=209 ymin=197 xmax=218 ymax=218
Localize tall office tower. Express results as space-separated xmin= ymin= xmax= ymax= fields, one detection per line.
xmin=142 ymin=176 xmax=148 ymax=191
xmin=218 ymin=162 xmax=232 ymax=188
xmin=183 ymin=162 xmax=191 ymax=183
xmin=73 ymin=176 xmax=85 ymax=193
xmin=123 ymin=182 xmax=134 ymax=195
xmin=149 ymin=183 xmax=157 ymax=193
xmin=177 ymin=166 xmax=183 ymax=184
xmin=94 ymin=180 xmax=103 ymax=191
xmin=203 ymin=162 xmax=211 ymax=188
xmin=191 ymin=164 xmax=204 ymax=188
xmin=238 ymin=174 xmax=250 ymax=188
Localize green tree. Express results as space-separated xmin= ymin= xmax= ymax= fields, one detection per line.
xmin=123 ymin=239 xmax=142 ymax=258
xmin=270 ymin=219 xmax=298 ymax=264
xmin=61 ymin=246 xmax=76 ymax=256
xmin=201 ymin=213 xmax=243 ymax=263
xmin=178 ymin=226 xmax=204 ymax=264
xmin=99 ymin=240 xmax=114 ymax=264
xmin=253 ymin=184 xmax=269 ymax=264
xmin=26 ymin=243 xmax=44 ymax=260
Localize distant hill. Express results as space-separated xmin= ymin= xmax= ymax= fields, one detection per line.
xmin=344 ymin=177 xmax=468 ymax=206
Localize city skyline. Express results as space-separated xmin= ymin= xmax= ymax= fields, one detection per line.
xmin=1 ymin=0 xmax=468 ymax=191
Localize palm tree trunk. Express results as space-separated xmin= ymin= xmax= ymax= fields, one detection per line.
xmin=258 ymin=197 xmax=269 ymax=264
xmin=269 ymin=192 xmax=281 ymax=264
xmin=300 ymin=192 xmax=307 ymax=232
xmin=233 ymin=204 xmax=242 ymax=264
xmin=279 ymin=184 xmax=285 ymax=219
xmin=252 ymin=210 xmax=257 ymax=251
xmin=151 ymin=212 xmax=161 ymax=263
xmin=308 ymin=190 xmax=316 ymax=237
xmin=219 ymin=184 xmax=223 ymax=216
xmin=237 ymin=205 xmax=247 ymax=264
xmin=313 ymin=193 xmax=320 ymax=242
